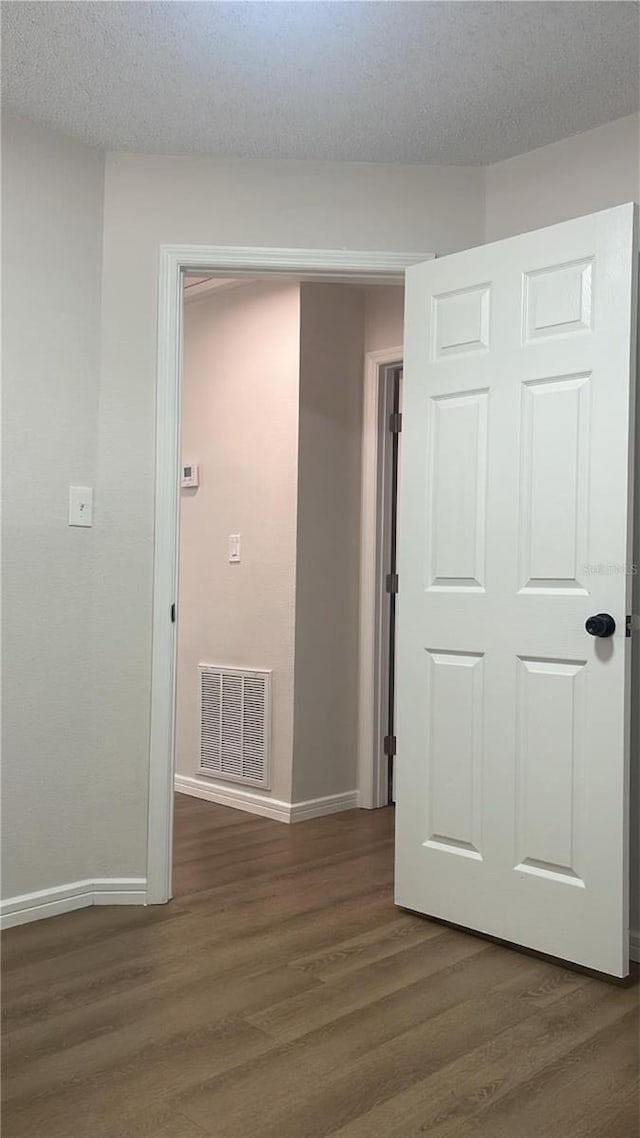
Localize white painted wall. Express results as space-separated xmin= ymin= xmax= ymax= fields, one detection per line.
xmin=176 ymin=281 xmax=301 ymax=803
xmin=292 ymin=284 xmax=365 ymax=803
xmin=1 ymin=115 xmax=104 ymax=898
xmin=485 ymin=114 xmax=639 ymax=242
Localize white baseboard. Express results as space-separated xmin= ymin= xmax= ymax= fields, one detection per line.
xmin=92 ymin=880 xmax=148 ymax=906
xmin=290 ymin=791 xmax=360 ymax=822
xmin=175 ymin=774 xmax=291 ymax=822
xmin=175 ymin=775 xmax=360 ymax=824
xmin=630 ymin=930 xmax=640 ymax=963
xmin=1 ymin=878 xmax=148 ymax=930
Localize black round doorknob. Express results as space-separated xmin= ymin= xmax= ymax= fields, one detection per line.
xmin=585 ymin=613 xmax=616 ymax=638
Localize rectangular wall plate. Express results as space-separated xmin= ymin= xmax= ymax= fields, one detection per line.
xmin=181 ymin=463 xmax=199 ymax=488
xmin=69 ymin=486 xmax=93 ymax=527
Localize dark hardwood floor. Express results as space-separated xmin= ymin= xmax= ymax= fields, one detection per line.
xmin=2 ymin=794 xmax=638 ymax=1137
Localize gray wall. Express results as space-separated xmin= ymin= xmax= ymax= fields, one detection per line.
xmin=1 ymin=116 xmax=104 ymax=897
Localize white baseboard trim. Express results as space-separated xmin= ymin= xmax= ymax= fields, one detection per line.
xmin=0 ymin=878 xmax=148 ymax=930
xmin=175 ymin=775 xmax=360 ymax=824
xmin=175 ymin=774 xmax=291 ymax=822
xmin=290 ymin=791 xmax=360 ymax=823
xmin=630 ymin=930 xmax=640 ymax=963
xmin=92 ymin=880 xmax=148 ymax=906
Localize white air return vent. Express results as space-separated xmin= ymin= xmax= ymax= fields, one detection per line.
xmin=198 ymin=665 xmax=271 ymax=788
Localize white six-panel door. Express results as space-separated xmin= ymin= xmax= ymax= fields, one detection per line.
xmin=395 ymin=204 xmax=637 ymax=977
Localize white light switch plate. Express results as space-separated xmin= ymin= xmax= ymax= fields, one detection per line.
xmin=69 ymin=486 xmax=94 ymax=527
xmin=228 ymin=534 xmax=241 ymax=563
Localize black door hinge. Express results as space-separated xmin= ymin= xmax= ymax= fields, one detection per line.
xmin=386 ymin=572 xmax=399 ymax=595
xmin=384 ymin=735 xmax=397 ymax=757
xmin=171 ymin=603 xmax=176 ymax=623
xmin=626 ymin=614 xmax=632 ymax=637
xmin=389 ymin=412 xmax=403 ymax=434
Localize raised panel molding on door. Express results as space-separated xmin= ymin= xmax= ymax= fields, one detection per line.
xmin=424 ymin=649 xmax=484 ymax=860
xmin=433 ymin=284 xmax=491 ymax=358
xmin=514 ymin=655 xmax=587 ymax=887
xmin=523 ymin=259 xmax=593 ymax=341
xmin=518 ymin=373 xmax=591 ymax=593
xmin=396 ymin=204 xmax=637 ymax=977
xmin=426 ymin=390 xmax=488 ymax=591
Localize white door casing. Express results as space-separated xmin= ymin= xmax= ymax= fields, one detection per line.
xmin=148 ymin=246 xmax=430 ymax=903
xmin=395 ymin=204 xmax=638 ymax=977
xmin=359 ymin=349 xmax=404 ymax=809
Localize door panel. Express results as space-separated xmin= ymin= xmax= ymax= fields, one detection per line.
xmin=518 ymin=373 xmax=591 ymax=592
xmin=424 ymin=649 xmax=484 ymax=858
xmin=395 ymin=204 xmax=637 ymax=976
xmin=523 ymin=259 xmax=593 ymax=340
xmin=427 ymin=391 xmax=488 ymax=590
xmin=514 ymin=654 xmax=587 ymax=883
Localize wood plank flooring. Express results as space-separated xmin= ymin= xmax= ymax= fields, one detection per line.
xmin=2 ymin=794 xmax=638 ymax=1137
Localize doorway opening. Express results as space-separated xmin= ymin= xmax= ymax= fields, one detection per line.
xmin=152 ymin=254 xmax=417 ymax=904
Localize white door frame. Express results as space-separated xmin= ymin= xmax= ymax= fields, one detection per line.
xmin=148 ymin=245 xmax=430 ymax=903
xmin=358 ymin=349 xmax=403 ymax=808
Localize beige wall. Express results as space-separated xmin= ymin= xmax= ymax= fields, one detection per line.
xmin=1 ymin=116 xmax=104 ymax=897
xmin=363 ymin=285 xmax=405 ymax=354
xmin=485 ymin=114 xmax=639 ymax=242
xmin=176 ymin=280 xmax=402 ymax=808
xmin=292 ymin=284 xmax=365 ymax=802
xmin=176 ymin=281 xmax=301 ymax=802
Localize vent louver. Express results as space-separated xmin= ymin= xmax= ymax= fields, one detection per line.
xmin=198 ymin=665 xmax=271 ymax=788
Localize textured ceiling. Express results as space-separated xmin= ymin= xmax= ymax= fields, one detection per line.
xmin=2 ymin=1 xmax=639 ymax=165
